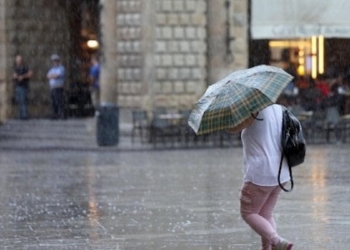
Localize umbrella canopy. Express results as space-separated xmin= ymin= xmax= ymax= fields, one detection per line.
xmin=188 ymin=65 xmax=293 ymax=135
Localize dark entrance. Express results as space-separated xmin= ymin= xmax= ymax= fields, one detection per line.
xmin=66 ymin=0 xmax=100 ymax=117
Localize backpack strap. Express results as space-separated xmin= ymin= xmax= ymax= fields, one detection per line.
xmin=278 ymin=134 xmax=294 ymax=192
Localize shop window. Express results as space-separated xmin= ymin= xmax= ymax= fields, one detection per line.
xmin=269 ymin=36 xmax=325 ymax=79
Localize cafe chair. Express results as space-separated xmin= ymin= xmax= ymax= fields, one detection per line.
xmin=179 ymin=109 xmax=198 ymax=146
xmin=305 ymin=109 xmax=326 ymax=143
xmin=324 ymin=106 xmax=341 ymax=143
xmin=150 ymin=110 xmax=180 ymax=147
xmin=131 ymin=110 xmax=149 ymax=143
xmin=339 ymin=114 xmax=350 ymax=143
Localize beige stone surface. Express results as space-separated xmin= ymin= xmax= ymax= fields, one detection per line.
xmin=100 ymin=0 xmax=118 ymax=104
xmin=233 ymin=53 xmax=249 ymax=69
xmin=162 ymin=81 xmax=173 ymax=94
xmin=179 ymin=41 xmax=191 ymax=52
xmin=156 ymin=13 xmax=167 ymax=25
xmin=185 ymin=0 xmax=197 ymax=11
xmin=167 ymin=13 xmax=179 ymax=25
xmin=161 ymin=0 xmax=173 ymax=12
xmin=173 ymin=54 xmax=185 ymax=66
xmin=174 ymin=27 xmax=185 ymax=39
xmin=157 ymin=68 xmax=167 ymax=80
xmin=159 ymin=54 xmax=172 ymax=66
xmin=174 ymin=81 xmax=184 ymax=93
xmin=151 ymin=0 xmax=209 ymax=109
xmin=233 ymin=0 xmax=248 ymax=13
xmin=167 ymin=41 xmax=180 ymax=52
xmin=154 ymin=82 xmax=162 ymax=94
xmin=197 ymin=54 xmax=207 ymax=67
xmin=173 ymin=1 xmax=184 ymax=12
xmin=185 ymin=27 xmax=197 ymax=39
xmin=197 ymin=0 xmax=207 ymax=12
xmin=186 ymin=81 xmax=198 ymax=94
xmin=162 ymin=26 xmax=173 ymax=39
xmin=197 ymin=27 xmax=207 ymax=39
xmin=168 ymin=68 xmax=179 ymax=80
xmin=179 ymin=68 xmax=191 ymax=80
xmin=0 ymin=20 xmax=6 ymax=122
xmin=191 ymin=13 xmax=207 ymax=26
xmin=179 ymin=13 xmax=191 ymax=25
xmin=233 ymin=38 xmax=248 ymax=53
xmin=185 ymin=55 xmax=197 ymax=66
xmin=154 ymin=55 xmax=161 ymax=66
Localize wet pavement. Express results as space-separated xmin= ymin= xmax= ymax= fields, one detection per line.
xmin=0 ymin=119 xmax=350 ymax=249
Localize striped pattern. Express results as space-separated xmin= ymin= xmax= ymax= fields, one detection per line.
xmin=188 ymin=65 xmax=293 ymax=135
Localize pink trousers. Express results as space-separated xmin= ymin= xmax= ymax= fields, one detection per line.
xmin=240 ymin=182 xmax=282 ymax=250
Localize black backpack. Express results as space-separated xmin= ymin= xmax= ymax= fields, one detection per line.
xmin=278 ymin=106 xmax=306 ymax=192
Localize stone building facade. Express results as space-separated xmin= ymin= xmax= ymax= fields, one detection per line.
xmin=100 ymin=0 xmax=249 ymax=113
xmin=0 ymin=0 xmax=249 ymax=122
xmin=112 ymin=0 xmax=210 ymax=110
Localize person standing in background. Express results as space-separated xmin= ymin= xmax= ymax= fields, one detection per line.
xmin=89 ymin=54 xmax=100 ymax=107
xmin=13 ymin=55 xmax=33 ymax=120
xmin=47 ymin=54 xmax=66 ymax=119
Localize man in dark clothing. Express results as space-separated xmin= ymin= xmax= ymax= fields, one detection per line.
xmin=12 ymin=55 xmax=33 ymax=120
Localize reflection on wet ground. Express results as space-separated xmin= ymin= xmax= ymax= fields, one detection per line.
xmin=0 ymin=120 xmax=350 ymax=249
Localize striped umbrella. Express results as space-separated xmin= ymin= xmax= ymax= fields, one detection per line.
xmin=188 ymin=65 xmax=293 ymax=135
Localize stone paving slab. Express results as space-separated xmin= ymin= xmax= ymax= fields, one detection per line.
xmin=0 ymin=119 xmax=350 ymax=249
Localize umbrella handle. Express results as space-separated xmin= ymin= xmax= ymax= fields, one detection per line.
xmin=251 ymin=112 xmax=263 ymax=121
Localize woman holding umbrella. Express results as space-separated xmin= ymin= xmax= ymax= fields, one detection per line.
xmin=227 ymin=105 xmax=293 ymax=250
xmin=188 ymin=65 xmax=295 ymax=250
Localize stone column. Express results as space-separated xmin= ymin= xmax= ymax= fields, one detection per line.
xmin=207 ymin=0 xmax=230 ymax=84
xmin=141 ymin=0 xmax=156 ymax=111
xmin=99 ymin=0 xmax=118 ymax=105
xmin=232 ymin=0 xmax=248 ymax=69
xmin=207 ymin=0 xmax=248 ymax=83
xmin=0 ymin=0 xmax=8 ymax=123
xmin=153 ymin=0 xmax=208 ymax=109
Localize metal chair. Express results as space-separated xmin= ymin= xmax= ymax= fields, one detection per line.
xmin=179 ymin=109 xmax=198 ymax=146
xmin=324 ymin=106 xmax=341 ymax=143
xmin=131 ymin=110 xmax=149 ymax=143
xmin=304 ymin=109 xmax=326 ymax=143
xmin=150 ymin=109 xmax=181 ymax=147
xmin=339 ymin=114 xmax=350 ymax=143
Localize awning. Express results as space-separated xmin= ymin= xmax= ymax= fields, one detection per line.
xmin=251 ymin=0 xmax=350 ymax=39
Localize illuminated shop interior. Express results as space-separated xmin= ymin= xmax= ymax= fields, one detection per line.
xmin=269 ymin=36 xmax=325 ymax=79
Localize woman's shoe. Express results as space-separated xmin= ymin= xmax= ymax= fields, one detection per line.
xmin=273 ymin=239 xmax=293 ymax=250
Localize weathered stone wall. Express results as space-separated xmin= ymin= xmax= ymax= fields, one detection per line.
xmin=3 ymin=0 xmax=70 ymax=118
xmin=232 ymin=0 xmax=249 ymax=69
xmin=152 ymin=0 xmax=208 ymax=109
xmin=99 ymin=0 xmax=118 ymax=105
xmin=115 ymin=0 xmax=144 ymax=108
xmin=114 ymin=0 xmax=208 ymax=110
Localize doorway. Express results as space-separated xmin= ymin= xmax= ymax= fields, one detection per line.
xmin=66 ymin=0 xmax=100 ymax=117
